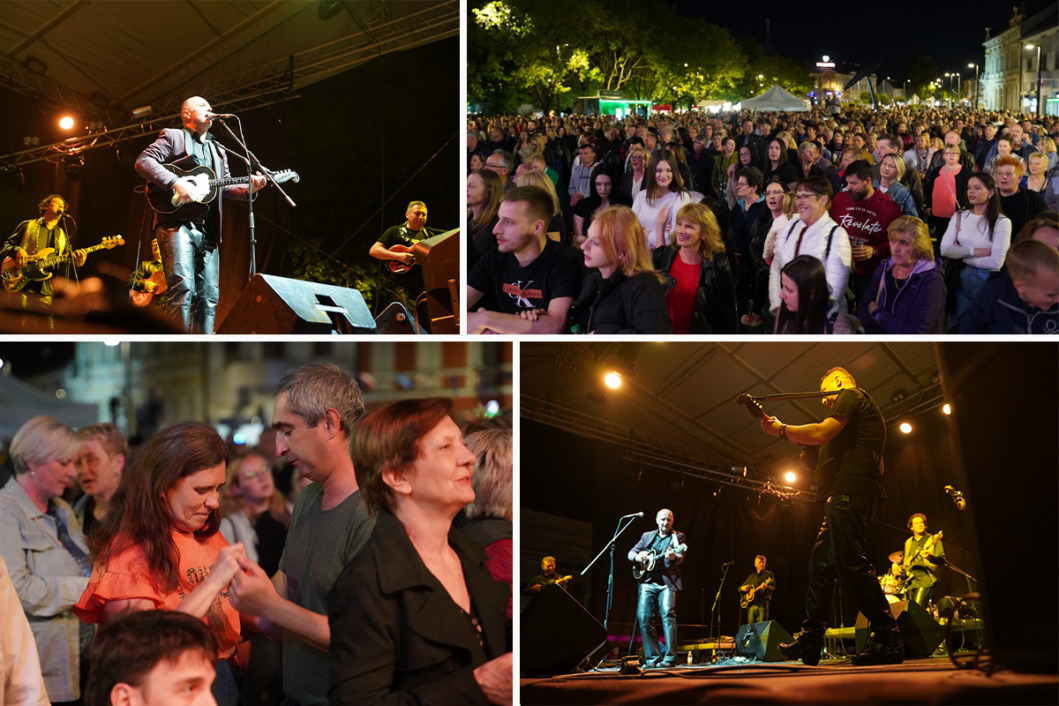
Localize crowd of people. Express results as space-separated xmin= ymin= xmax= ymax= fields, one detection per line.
xmin=0 ymin=363 xmax=513 ymax=706
xmin=467 ymin=106 xmax=1059 ymax=334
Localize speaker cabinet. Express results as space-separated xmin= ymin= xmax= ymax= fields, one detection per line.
xmin=216 ymin=274 xmax=375 ymax=334
xmin=521 ymin=584 xmax=608 ymax=676
xmin=735 ymin=620 xmax=793 ymax=662
xmin=855 ymin=600 xmax=943 ymax=658
xmin=374 ymin=302 xmax=416 ymax=335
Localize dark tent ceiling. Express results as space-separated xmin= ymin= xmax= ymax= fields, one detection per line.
xmin=0 ymin=0 xmax=458 ymax=164
xmin=522 ymin=342 xmax=948 ymax=495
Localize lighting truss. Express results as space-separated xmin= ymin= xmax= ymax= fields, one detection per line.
xmin=0 ymin=1 xmax=458 ymax=169
xmin=522 ymin=395 xmax=804 ymax=501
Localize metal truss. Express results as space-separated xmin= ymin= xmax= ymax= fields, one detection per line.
xmin=0 ymin=1 xmax=458 ymax=169
xmin=522 ymin=395 xmax=804 ymax=502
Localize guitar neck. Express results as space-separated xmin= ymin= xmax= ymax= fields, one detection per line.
xmin=37 ymin=242 xmax=104 ymax=268
xmin=208 ymin=176 xmax=253 ymax=188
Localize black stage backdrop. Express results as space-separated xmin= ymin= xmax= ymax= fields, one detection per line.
xmin=522 ymin=373 xmax=995 ymax=647
xmin=0 ymin=37 xmax=458 ymax=324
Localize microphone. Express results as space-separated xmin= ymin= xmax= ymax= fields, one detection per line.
xmin=722 ymin=560 xmax=735 ymax=567
xmin=207 ymin=113 xmax=237 ymax=120
xmin=621 ymin=511 xmax=645 ymax=519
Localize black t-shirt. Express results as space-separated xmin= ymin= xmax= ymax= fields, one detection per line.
xmin=816 ymin=388 xmax=886 ymax=499
xmin=377 ymin=224 xmax=427 ymax=295
xmin=468 ymin=238 xmax=582 ymax=315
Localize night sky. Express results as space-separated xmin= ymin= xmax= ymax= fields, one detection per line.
xmin=674 ymin=0 xmax=1055 ymax=80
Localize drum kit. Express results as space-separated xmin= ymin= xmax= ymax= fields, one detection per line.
xmin=878 ymin=550 xmax=907 ymax=604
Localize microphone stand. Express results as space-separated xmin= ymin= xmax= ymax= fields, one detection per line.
xmin=709 ymin=563 xmax=733 ymax=650
xmin=582 ymin=514 xmax=640 ymax=667
xmin=213 ymin=118 xmax=296 ymax=280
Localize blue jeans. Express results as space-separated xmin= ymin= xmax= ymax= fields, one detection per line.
xmin=156 ymin=223 xmax=219 ymax=334
xmin=636 ymin=582 xmax=677 ymax=663
xmin=953 ymin=265 xmax=993 ymax=324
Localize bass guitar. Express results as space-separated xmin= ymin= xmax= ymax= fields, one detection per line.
xmin=146 ymin=164 xmax=299 ymax=214
xmin=2 ymin=236 xmax=124 ymax=292
xmin=632 ymin=542 xmax=687 ymax=580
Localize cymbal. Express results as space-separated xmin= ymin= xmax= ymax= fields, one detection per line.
xmin=888 ymin=550 xmax=904 ymax=564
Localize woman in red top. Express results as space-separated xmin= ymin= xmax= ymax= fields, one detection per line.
xmin=75 ymin=422 xmax=245 ymax=706
xmin=651 ymin=202 xmax=737 ymax=334
xmin=924 ymin=145 xmax=970 ymax=254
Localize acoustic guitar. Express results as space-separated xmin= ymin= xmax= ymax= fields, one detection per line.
xmin=146 ymin=164 xmax=299 ymax=214
xmin=632 ymin=542 xmax=687 ymax=580
xmin=740 ymin=579 xmax=773 ymax=608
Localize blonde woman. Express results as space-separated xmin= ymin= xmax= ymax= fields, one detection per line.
xmin=651 ymin=202 xmax=737 ymax=333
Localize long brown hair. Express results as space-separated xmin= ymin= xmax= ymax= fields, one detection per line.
xmin=89 ymin=422 xmax=229 ymax=593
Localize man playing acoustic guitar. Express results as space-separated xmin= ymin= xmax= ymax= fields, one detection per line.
xmin=2 ymin=194 xmax=85 ymax=306
xmin=370 ymin=201 xmax=430 ymax=319
xmin=739 ymin=555 xmax=776 ymax=624
xmin=135 ymin=95 xmax=266 ymax=333
xmin=628 ymin=508 xmax=686 ymax=668
xmin=897 ymin=513 xmax=945 ymax=610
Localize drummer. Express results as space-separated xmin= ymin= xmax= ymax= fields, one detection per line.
xmin=879 ymin=560 xmax=905 ymax=604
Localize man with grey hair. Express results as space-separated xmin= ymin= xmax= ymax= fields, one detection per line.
xmin=485 ymin=150 xmax=516 ymax=191
xmin=228 ymin=363 xmax=374 ymax=706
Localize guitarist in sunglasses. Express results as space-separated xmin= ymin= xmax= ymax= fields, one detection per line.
xmin=2 ymin=194 xmax=85 ymax=306
xmin=739 ymin=555 xmax=776 ymax=624
xmin=897 ymin=513 xmax=945 ymax=610
xmin=628 ymin=509 xmax=686 ymax=668
xmin=135 ymin=96 xmax=265 ymax=334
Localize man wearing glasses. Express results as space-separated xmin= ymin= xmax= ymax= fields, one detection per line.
xmin=768 ymin=176 xmax=852 ymax=320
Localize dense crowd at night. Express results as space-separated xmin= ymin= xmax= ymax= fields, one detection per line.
xmin=466 ymin=106 xmax=1059 ymax=334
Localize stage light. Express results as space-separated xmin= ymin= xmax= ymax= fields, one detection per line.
xmin=604 ymin=372 xmax=622 ymax=389
xmin=55 ymin=388 xmax=66 ymax=399
xmin=485 ymin=400 xmax=500 ymax=416
xmin=784 ymin=471 xmax=797 ymax=484
xmin=59 ymin=116 xmax=75 ymax=130
xmin=899 ymin=422 xmax=912 ymax=434
xmin=942 ymin=403 xmax=951 ymax=415
xmin=103 ymin=339 xmax=120 ymax=347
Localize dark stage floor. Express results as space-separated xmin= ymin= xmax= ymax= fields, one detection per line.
xmin=520 ymin=656 xmax=1059 ymax=704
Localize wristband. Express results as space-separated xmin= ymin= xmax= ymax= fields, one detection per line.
xmin=778 ymin=424 xmax=788 ymax=440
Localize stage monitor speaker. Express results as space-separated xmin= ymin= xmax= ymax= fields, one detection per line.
xmin=735 ymin=620 xmax=793 ymax=662
xmin=855 ymin=600 xmax=943 ymax=658
xmin=216 ymin=274 xmax=375 ymax=334
xmin=521 ymin=584 xmax=608 ymax=676
xmin=374 ymin=302 xmax=416 ymax=335
xmin=937 ymin=344 xmax=1058 ymax=672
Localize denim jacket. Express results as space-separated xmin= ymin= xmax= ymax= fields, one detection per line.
xmin=0 ymin=477 xmax=90 ymax=702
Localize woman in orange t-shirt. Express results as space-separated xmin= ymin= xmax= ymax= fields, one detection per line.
xmin=74 ymin=422 xmax=245 ymax=706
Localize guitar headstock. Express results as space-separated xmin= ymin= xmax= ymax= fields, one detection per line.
xmin=736 ymin=394 xmax=765 ymax=418
xmin=274 ymin=170 xmax=300 ymax=185
xmin=103 ymin=236 xmax=125 ymax=249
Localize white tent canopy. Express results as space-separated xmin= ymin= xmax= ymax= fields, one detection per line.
xmin=738 ymin=85 xmax=808 ymax=112
xmin=0 ymin=374 xmax=97 ymax=441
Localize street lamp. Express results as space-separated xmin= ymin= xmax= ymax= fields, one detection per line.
xmin=1025 ymin=43 xmax=1042 ymax=115
xmin=956 ymin=71 xmax=961 ymax=104
xmin=968 ymin=62 xmax=979 ymax=110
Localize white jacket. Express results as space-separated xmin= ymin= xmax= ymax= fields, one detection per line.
xmin=768 ymin=212 xmax=852 ymax=316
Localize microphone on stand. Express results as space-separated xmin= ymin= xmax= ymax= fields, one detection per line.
xmin=207 ymin=113 xmax=238 ymax=120
xmin=722 ymin=560 xmax=735 ymax=567
xmin=621 ymin=511 xmax=645 ymax=519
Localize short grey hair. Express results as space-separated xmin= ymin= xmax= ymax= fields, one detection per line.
xmin=276 ymin=363 xmax=365 ymax=436
xmin=465 ymin=428 xmax=512 ymax=520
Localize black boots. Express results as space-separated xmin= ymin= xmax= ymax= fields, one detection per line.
xmin=851 ymin=628 xmax=905 ymax=666
xmin=778 ymin=631 xmax=824 ymax=666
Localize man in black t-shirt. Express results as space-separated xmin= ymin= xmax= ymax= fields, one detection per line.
xmin=370 ymin=201 xmax=429 ymax=319
xmin=523 ymin=556 xmax=570 ymax=594
xmin=758 ymin=366 xmax=902 ymax=667
xmin=466 ymin=186 xmax=582 ymax=334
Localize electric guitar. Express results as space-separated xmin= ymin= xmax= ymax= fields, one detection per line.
xmin=632 ymin=541 xmax=687 ymax=580
xmin=737 ymin=393 xmax=820 ymax=475
xmin=146 ymin=164 xmax=299 ymax=213
xmin=2 ymin=236 xmax=124 ymax=292
xmin=899 ymin=531 xmax=943 ymax=591
xmin=740 ymin=579 xmax=773 ymax=609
